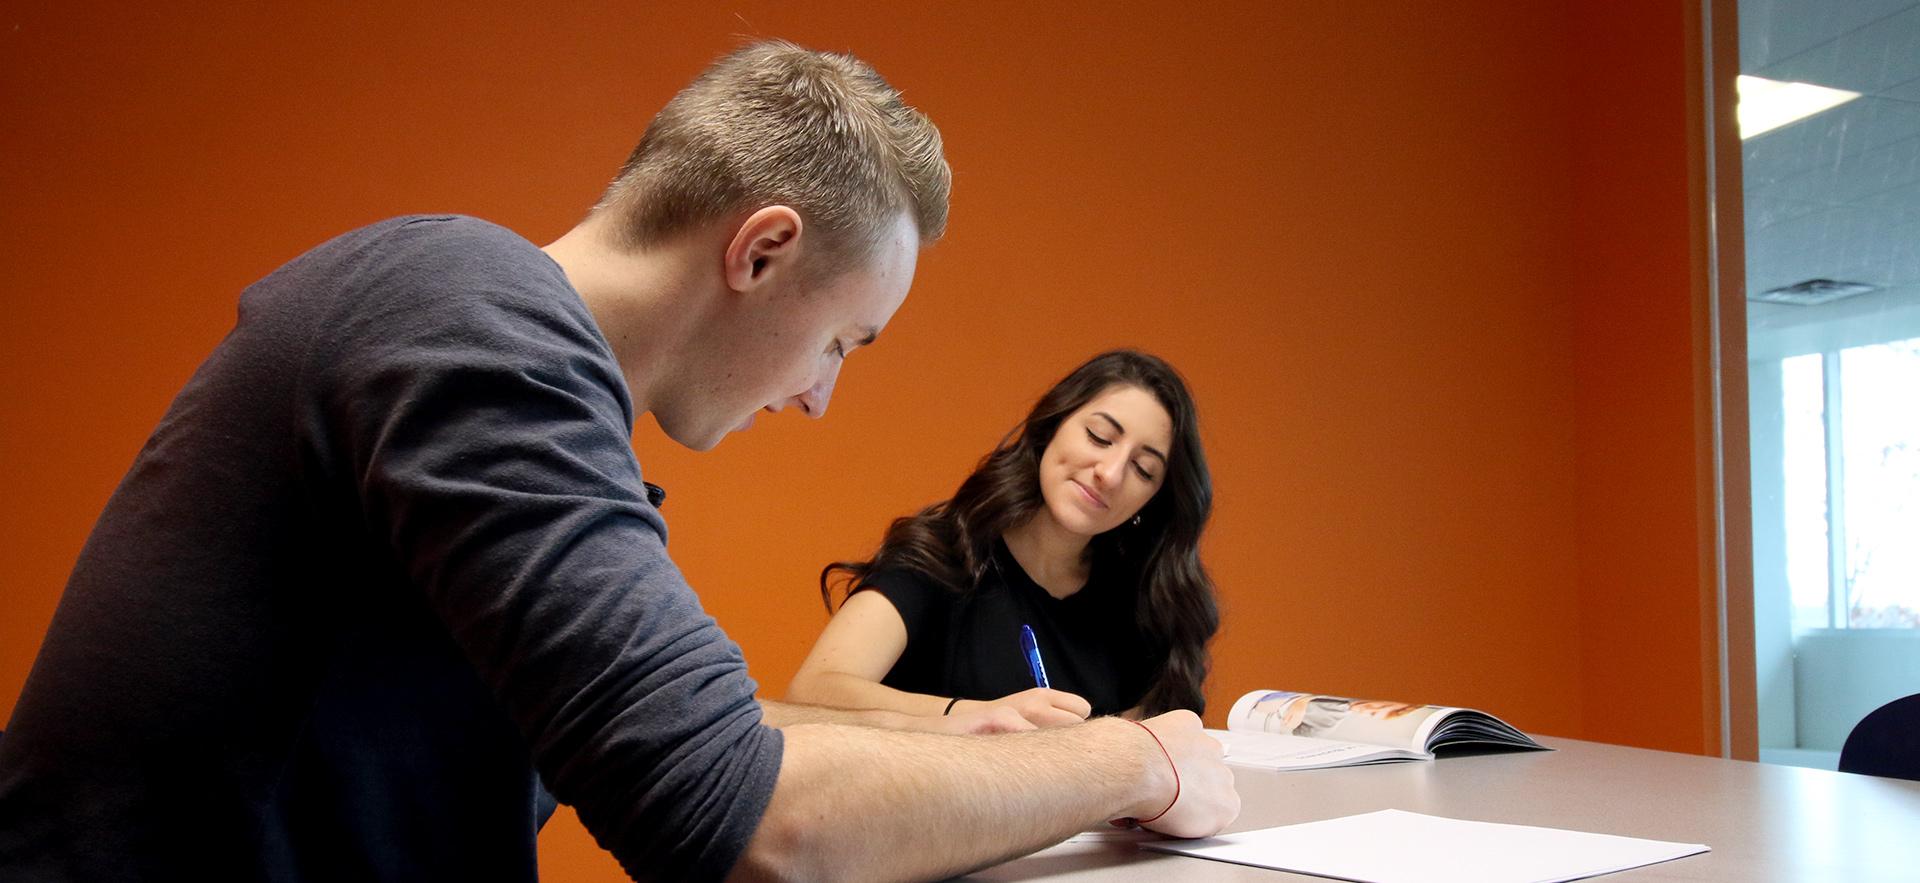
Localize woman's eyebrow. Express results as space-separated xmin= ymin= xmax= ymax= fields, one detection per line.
xmin=1092 ymin=412 xmax=1167 ymax=464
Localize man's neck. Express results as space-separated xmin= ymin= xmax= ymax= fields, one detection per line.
xmin=541 ymin=219 xmax=716 ymax=415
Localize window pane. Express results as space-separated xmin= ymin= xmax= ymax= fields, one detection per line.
xmin=1838 ymin=338 xmax=1920 ymax=627
xmin=1780 ymin=353 xmax=1828 ymax=629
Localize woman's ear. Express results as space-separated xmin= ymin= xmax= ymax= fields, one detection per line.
xmin=722 ymin=206 xmax=804 ymax=292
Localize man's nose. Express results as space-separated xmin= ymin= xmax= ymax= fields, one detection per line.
xmin=795 ymin=366 xmax=839 ymax=419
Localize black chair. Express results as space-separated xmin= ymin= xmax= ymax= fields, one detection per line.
xmin=1838 ymin=693 xmax=1920 ymax=782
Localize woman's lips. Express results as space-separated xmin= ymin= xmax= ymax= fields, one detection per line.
xmin=1072 ymin=479 xmax=1107 ymax=509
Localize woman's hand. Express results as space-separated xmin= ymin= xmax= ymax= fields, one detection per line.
xmin=956 ymin=687 xmax=1092 ymax=728
xmin=931 ymin=705 xmax=1038 ymax=735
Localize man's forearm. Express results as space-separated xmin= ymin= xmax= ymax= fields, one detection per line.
xmin=729 ymin=717 xmax=1170 ymax=883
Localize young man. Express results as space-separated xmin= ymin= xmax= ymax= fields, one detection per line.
xmin=0 ymin=41 xmax=1236 ymax=882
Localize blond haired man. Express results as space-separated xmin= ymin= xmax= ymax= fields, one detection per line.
xmin=0 ymin=41 xmax=1235 ymax=882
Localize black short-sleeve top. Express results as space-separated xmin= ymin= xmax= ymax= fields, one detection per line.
xmin=860 ymin=539 xmax=1159 ymax=717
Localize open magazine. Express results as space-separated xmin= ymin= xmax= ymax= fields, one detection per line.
xmin=1209 ymin=689 xmax=1548 ymax=771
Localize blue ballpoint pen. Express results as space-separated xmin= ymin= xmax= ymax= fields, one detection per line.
xmin=1019 ymin=624 xmax=1051 ymax=689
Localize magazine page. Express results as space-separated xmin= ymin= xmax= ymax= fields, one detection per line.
xmin=1227 ymin=690 xmax=1445 ymax=751
xmin=1228 ymin=690 xmax=1549 ymax=753
xmin=1419 ymin=707 xmax=1548 ymax=751
xmin=1208 ymin=728 xmax=1430 ymax=771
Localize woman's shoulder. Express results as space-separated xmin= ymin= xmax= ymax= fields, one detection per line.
xmin=855 ymin=564 xmax=971 ymax=634
xmin=859 ymin=565 xmax=953 ymax=598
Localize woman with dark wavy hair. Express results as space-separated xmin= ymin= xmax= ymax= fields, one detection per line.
xmin=786 ymin=350 xmax=1218 ymax=726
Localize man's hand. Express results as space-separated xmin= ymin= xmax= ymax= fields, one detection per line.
xmin=1127 ymin=710 xmax=1239 ymax=838
xmin=954 ymin=687 xmax=1092 ymax=728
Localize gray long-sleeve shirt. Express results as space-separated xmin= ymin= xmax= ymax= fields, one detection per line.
xmin=0 ymin=215 xmax=783 ymax=881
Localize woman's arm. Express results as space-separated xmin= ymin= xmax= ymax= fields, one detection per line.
xmin=786 ymin=590 xmax=948 ymax=715
xmin=786 ymin=591 xmax=1091 ymax=726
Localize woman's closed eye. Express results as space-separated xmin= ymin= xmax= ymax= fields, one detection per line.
xmin=1088 ymin=428 xmax=1158 ymax=480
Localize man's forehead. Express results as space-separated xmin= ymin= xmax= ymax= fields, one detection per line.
xmin=839 ymin=226 xmax=917 ymax=331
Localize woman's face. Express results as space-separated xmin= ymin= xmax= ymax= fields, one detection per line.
xmin=1036 ymin=384 xmax=1173 ymax=538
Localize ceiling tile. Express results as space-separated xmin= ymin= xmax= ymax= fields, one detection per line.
xmin=1881 ymin=74 xmax=1920 ymax=102
xmin=1740 ymin=0 xmax=1916 ymax=71
xmin=1746 ymin=203 xmax=1920 ymax=293
xmin=1741 ymin=97 xmax=1920 ymax=187
xmin=1744 ymin=193 xmax=1831 ymax=229
xmin=1748 ymin=131 xmax=1920 ymax=205
xmin=1758 ymin=3 xmax=1920 ymax=93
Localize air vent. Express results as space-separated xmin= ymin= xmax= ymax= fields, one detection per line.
xmin=1751 ymin=278 xmax=1880 ymax=306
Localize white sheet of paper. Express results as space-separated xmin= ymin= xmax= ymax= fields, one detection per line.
xmin=1143 ymin=809 xmax=1708 ymax=883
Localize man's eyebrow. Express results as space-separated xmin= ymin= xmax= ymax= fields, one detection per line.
xmin=1093 ymin=411 xmax=1168 ymax=464
xmin=855 ymin=326 xmax=879 ymax=347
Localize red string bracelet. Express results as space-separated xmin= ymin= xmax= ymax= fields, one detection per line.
xmin=1123 ymin=718 xmax=1179 ymax=825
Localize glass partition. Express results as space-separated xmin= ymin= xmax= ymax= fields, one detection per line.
xmin=1739 ymin=0 xmax=1920 ymax=769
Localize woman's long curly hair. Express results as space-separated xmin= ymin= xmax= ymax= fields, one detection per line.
xmin=820 ymin=349 xmax=1218 ymax=715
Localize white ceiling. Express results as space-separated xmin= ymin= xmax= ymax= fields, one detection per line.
xmin=1739 ymin=0 xmax=1920 ymax=337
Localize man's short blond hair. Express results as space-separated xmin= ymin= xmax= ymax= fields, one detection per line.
xmin=599 ymin=40 xmax=950 ymax=269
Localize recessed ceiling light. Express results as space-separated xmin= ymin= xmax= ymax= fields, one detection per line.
xmin=1737 ymin=75 xmax=1862 ymax=140
xmin=1751 ymin=278 xmax=1880 ymax=306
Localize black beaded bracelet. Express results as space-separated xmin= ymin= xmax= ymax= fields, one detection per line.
xmin=943 ymin=697 xmax=961 ymax=715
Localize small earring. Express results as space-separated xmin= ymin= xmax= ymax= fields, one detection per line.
xmin=1131 ymin=515 xmax=1142 ymax=527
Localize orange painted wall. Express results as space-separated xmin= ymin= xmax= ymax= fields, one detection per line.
xmin=0 ymin=2 xmax=1718 ymax=878
xmin=1567 ymin=1 xmax=1726 ymax=756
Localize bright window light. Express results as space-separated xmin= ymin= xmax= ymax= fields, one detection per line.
xmin=1737 ymin=74 xmax=1862 ymax=139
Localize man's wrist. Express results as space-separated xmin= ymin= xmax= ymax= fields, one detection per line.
xmin=1121 ymin=719 xmax=1179 ymax=823
xmin=1089 ymin=716 xmax=1177 ymax=820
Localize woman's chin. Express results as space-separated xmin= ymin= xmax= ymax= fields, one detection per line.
xmin=1043 ymin=505 xmax=1109 ymax=538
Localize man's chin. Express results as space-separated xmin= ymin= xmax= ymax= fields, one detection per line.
xmin=658 ymin=420 xmax=728 ymax=453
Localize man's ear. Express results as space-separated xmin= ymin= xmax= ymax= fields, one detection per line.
xmin=722 ymin=206 xmax=804 ymax=293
